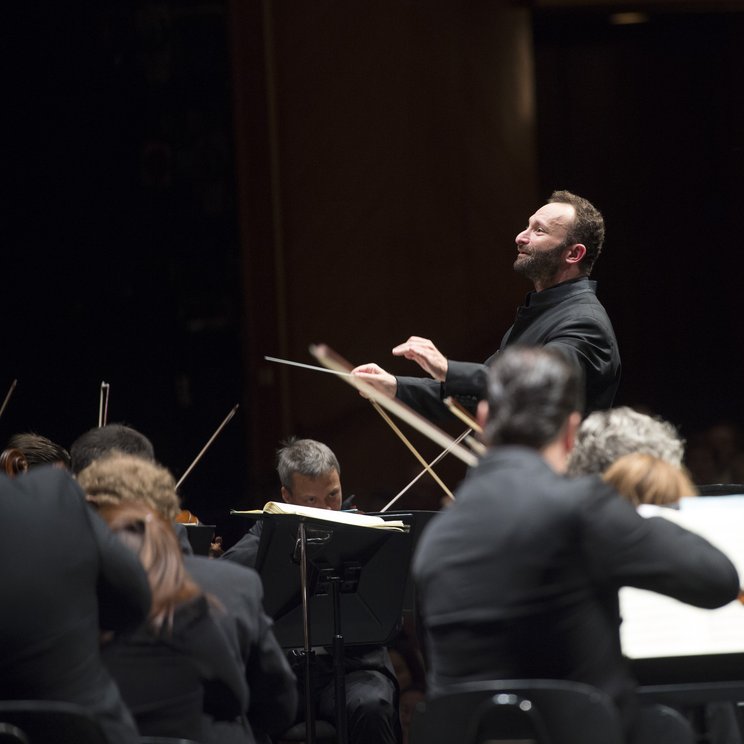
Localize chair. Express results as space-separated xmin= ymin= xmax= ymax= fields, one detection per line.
xmin=275 ymin=720 xmax=337 ymax=743
xmin=0 ymin=724 xmax=28 ymax=744
xmin=409 ymin=679 xmax=626 ymax=744
xmin=633 ymin=703 xmax=696 ymax=744
xmin=0 ymin=701 xmax=108 ymax=744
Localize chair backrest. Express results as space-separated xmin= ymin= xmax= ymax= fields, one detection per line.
xmin=409 ymin=679 xmax=625 ymax=744
xmin=0 ymin=723 xmax=29 ymax=744
xmin=0 ymin=700 xmax=109 ymax=744
xmin=633 ymin=703 xmax=696 ymax=744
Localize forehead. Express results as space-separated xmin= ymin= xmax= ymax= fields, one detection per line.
xmin=289 ymin=469 xmax=341 ymax=494
xmin=530 ymin=202 xmax=575 ymax=228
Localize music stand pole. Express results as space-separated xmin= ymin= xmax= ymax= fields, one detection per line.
xmin=330 ymin=576 xmax=348 ymax=744
xmin=299 ymin=521 xmax=316 ymax=744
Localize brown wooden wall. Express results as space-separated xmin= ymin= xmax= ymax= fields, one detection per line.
xmin=230 ymin=0 xmax=539 ymax=507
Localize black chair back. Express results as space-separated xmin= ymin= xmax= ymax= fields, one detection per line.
xmin=0 ymin=723 xmax=28 ymax=744
xmin=410 ymin=679 xmax=625 ymax=744
xmin=0 ymin=701 xmax=109 ymax=744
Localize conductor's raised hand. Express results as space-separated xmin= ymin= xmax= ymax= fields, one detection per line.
xmin=392 ymin=336 xmax=448 ymax=381
xmin=350 ymin=363 xmax=398 ymax=397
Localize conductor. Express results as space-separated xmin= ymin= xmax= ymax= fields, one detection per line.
xmin=352 ymin=190 xmax=620 ymax=417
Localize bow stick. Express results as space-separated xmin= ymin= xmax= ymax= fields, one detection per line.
xmin=265 ymin=354 xmax=460 ymax=499
xmin=98 ymin=382 xmax=110 ymax=427
xmin=444 ymin=396 xmax=483 ymax=433
xmin=369 ymin=399 xmax=455 ymax=500
xmin=309 ymin=344 xmax=478 ymax=468
xmin=176 ymin=403 xmax=240 ymax=490
xmin=381 ymin=428 xmax=472 ymax=512
xmin=0 ymin=379 xmax=18 ymax=420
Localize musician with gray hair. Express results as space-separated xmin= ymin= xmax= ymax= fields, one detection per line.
xmin=567 ymin=406 xmax=684 ymax=477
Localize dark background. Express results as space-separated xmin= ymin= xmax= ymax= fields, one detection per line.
xmin=5 ymin=0 xmax=744 ymax=546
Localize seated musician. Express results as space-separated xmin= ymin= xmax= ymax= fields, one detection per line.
xmin=75 ymin=444 xmax=298 ymax=744
xmin=566 ymin=406 xmax=684 ymax=476
xmin=413 ymin=346 xmax=740 ymax=744
xmin=0 ymin=465 xmax=151 ymax=744
xmin=5 ymin=431 xmax=71 ymax=469
xmin=70 ymin=423 xmax=196 ymax=554
xmin=221 ymin=437 xmax=402 ymax=744
xmin=95 ymin=499 xmax=247 ymax=740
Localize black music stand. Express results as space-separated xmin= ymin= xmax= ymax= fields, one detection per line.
xmin=254 ymin=512 xmax=413 ymax=744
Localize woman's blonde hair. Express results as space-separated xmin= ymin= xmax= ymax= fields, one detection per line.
xmin=78 ymin=454 xmax=181 ymax=521
xmin=602 ymin=452 xmax=697 ymax=507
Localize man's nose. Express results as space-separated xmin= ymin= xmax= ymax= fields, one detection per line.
xmin=516 ymin=230 xmax=528 ymax=245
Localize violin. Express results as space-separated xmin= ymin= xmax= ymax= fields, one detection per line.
xmin=176 ymin=509 xmax=201 ymax=525
xmin=0 ymin=448 xmax=29 ymax=478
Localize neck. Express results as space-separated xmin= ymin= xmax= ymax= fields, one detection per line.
xmin=533 ymin=268 xmax=585 ymax=293
xmin=540 ymin=440 xmax=568 ymax=473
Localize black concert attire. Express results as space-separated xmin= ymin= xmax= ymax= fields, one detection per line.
xmin=413 ymin=446 xmax=739 ymax=741
xmin=0 ymin=467 xmax=151 ymax=744
xmin=396 ymin=277 xmax=620 ymax=417
xmin=102 ymin=595 xmax=247 ymax=741
xmin=183 ymin=553 xmax=299 ymax=744
xmin=222 ymin=522 xmax=401 ymax=744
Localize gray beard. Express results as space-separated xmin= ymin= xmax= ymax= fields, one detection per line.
xmin=513 ymin=241 xmax=566 ymax=286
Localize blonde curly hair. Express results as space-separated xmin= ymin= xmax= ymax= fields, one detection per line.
xmin=77 ymin=453 xmax=181 ymax=521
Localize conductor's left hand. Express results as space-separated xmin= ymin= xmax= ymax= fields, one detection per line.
xmin=392 ymin=336 xmax=448 ymax=382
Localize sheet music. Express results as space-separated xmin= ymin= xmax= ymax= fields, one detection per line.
xmin=620 ymin=496 xmax=744 ymax=659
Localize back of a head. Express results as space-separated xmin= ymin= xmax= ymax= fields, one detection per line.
xmin=70 ymin=423 xmax=155 ymax=475
xmin=549 ymin=189 xmax=605 ymax=275
xmin=96 ymin=500 xmax=201 ymax=633
xmin=485 ymin=346 xmax=584 ymax=449
xmin=78 ymin=453 xmax=180 ymax=521
xmin=276 ymin=436 xmax=340 ymax=489
xmin=6 ymin=432 xmax=71 ymax=469
xmin=567 ymin=406 xmax=684 ymax=476
xmin=603 ymin=452 xmax=697 ymax=507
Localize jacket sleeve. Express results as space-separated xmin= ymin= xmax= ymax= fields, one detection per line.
xmin=396 ymin=361 xmax=490 ymax=421
xmin=579 ymin=482 xmax=740 ymax=608
xmin=241 ymin=573 xmax=298 ymax=736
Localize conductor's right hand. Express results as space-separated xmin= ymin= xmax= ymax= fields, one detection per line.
xmin=350 ymin=363 xmax=398 ymax=398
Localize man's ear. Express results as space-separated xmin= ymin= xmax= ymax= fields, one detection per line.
xmin=280 ymin=485 xmax=291 ymax=504
xmin=564 ymin=242 xmax=587 ymax=266
xmin=476 ymin=399 xmax=489 ymax=432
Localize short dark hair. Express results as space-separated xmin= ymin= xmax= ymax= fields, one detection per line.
xmin=6 ymin=432 xmax=71 ymax=469
xmin=484 ymin=346 xmax=584 ymax=449
xmin=549 ymin=190 xmax=605 ymax=275
xmin=70 ymin=423 xmax=155 ymax=475
xmin=276 ymin=437 xmax=340 ymax=491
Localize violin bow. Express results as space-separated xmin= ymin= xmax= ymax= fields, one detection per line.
xmin=380 ymin=428 xmax=471 ymax=511
xmin=176 ymin=403 xmax=240 ymax=490
xmin=0 ymin=379 xmax=18 ymax=420
xmin=98 ymin=381 xmax=110 ymax=427
xmin=308 ymin=344 xmax=478 ymax=468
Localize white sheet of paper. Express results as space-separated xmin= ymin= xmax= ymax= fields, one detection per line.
xmin=619 ymin=496 xmax=744 ymax=659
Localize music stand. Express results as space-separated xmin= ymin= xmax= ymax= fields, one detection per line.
xmin=254 ymin=512 xmax=413 ymax=744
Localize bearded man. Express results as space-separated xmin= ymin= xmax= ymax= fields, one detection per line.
xmin=352 ymin=190 xmax=620 ymax=417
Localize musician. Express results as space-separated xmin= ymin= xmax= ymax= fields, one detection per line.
xmin=70 ymin=423 xmax=155 ymax=474
xmin=70 ymin=423 xmax=194 ymax=554
xmin=0 ymin=466 xmax=151 ymax=744
xmin=5 ymin=432 xmax=71 ymax=469
xmin=221 ymin=437 xmax=402 ymax=744
xmin=567 ymin=406 xmax=684 ymax=477
xmin=75 ymin=443 xmax=298 ymax=744
xmin=412 ymin=346 xmax=739 ymax=743
xmin=351 ymin=190 xmax=620 ymax=417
